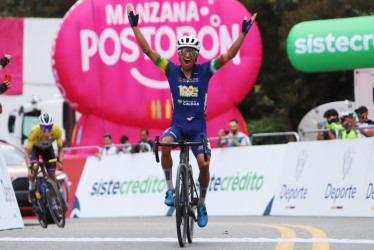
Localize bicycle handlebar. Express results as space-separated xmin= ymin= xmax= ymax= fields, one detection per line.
xmin=32 ymin=158 xmax=57 ymax=168
xmin=152 ymin=134 xmax=208 ymax=163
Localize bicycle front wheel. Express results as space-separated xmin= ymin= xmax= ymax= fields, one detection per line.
xmin=45 ymin=179 xmax=66 ymax=228
xmin=175 ymin=164 xmax=188 ymax=247
xmin=187 ymin=166 xmax=196 ymax=243
xmin=35 ymin=181 xmax=48 ymax=228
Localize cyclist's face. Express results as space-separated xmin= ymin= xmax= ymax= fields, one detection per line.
xmin=42 ymin=128 xmax=52 ymax=138
xmin=178 ymin=47 xmax=198 ymax=70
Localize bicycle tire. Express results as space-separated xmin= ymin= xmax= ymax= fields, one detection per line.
xmin=175 ymin=164 xmax=188 ymax=247
xmin=35 ymin=200 xmax=48 ymax=228
xmin=187 ymin=166 xmax=195 ymax=243
xmin=34 ymin=181 xmax=48 ymax=228
xmin=45 ymin=179 xmax=66 ymax=228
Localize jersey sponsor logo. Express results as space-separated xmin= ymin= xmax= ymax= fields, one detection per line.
xmin=179 ymin=85 xmax=198 ymax=97
xmin=182 ymin=100 xmax=199 ymax=106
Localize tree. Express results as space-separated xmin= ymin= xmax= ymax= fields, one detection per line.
xmin=0 ymin=0 xmax=77 ymax=17
xmin=238 ymin=0 xmax=374 ymax=144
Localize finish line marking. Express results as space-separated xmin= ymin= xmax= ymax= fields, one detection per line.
xmin=1 ymin=238 xmax=374 ymax=244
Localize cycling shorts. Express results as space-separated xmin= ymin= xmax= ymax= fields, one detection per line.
xmin=162 ymin=118 xmax=211 ymax=157
xmin=30 ymin=146 xmax=56 ymax=173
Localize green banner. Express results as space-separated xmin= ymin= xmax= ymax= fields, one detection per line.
xmin=287 ymin=16 xmax=374 ymax=72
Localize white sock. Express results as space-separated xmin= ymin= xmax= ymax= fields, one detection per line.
xmin=198 ymin=187 xmax=207 ymax=206
xmin=163 ymin=168 xmax=174 ymax=190
xmin=29 ymin=181 xmax=35 ymax=191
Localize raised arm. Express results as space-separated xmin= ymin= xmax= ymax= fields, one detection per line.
xmin=127 ymin=5 xmax=159 ymax=63
xmin=222 ymin=13 xmax=257 ymax=64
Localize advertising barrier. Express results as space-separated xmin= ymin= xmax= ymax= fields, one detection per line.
xmin=0 ymin=148 xmax=23 ymax=230
xmin=271 ymin=139 xmax=374 ymax=216
xmin=287 ymin=16 xmax=374 ymax=72
xmin=72 ymin=145 xmax=285 ymax=217
xmin=69 ymin=138 xmax=374 ymax=218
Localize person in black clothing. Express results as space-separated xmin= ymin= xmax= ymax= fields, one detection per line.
xmin=132 ymin=128 xmax=154 ymax=153
xmin=0 ymin=54 xmax=12 ymax=115
xmin=0 ymin=54 xmax=11 ymax=94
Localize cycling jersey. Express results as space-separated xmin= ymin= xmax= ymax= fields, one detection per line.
xmin=27 ymin=124 xmax=63 ymax=150
xmin=155 ymin=55 xmax=225 ymax=122
xmin=155 ymin=55 xmax=225 ymax=156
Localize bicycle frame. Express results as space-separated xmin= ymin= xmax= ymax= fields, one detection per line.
xmin=153 ymin=134 xmax=208 ymax=247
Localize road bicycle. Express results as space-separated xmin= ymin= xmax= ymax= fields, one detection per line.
xmin=31 ymin=158 xmax=67 ymax=228
xmin=153 ymin=134 xmax=208 ymax=247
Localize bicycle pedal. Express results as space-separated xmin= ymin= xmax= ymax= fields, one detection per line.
xmin=35 ymin=192 xmax=41 ymax=199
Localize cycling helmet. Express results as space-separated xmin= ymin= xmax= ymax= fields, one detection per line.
xmin=39 ymin=112 xmax=54 ymax=126
xmin=176 ymin=36 xmax=201 ymax=51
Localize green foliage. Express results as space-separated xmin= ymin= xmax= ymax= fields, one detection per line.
xmin=247 ymin=116 xmax=289 ymax=145
xmin=0 ymin=0 xmax=77 ymax=17
xmin=238 ymin=0 xmax=374 ymax=139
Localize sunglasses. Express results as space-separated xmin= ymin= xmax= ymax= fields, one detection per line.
xmin=40 ymin=125 xmax=53 ymax=131
xmin=178 ymin=48 xmax=198 ymax=56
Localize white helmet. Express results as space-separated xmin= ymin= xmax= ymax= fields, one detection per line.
xmin=39 ymin=112 xmax=53 ymax=126
xmin=176 ymin=36 xmax=201 ymax=51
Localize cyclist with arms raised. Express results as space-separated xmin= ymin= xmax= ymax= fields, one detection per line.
xmin=25 ymin=113 xmax=64 ymax=213
xmin=127 ymin=4 xmax=257 ymax=227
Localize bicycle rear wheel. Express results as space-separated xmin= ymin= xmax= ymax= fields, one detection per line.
xmin=175 ymin=164 xmax=188 ymax=247
xmin=45 ymin=179 xmax=66 ymax=228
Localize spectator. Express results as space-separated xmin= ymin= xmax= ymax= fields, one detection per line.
xmin=354 ymin=106 xmax=374 ymax=138
xmin=317 ymin=109 xmax=343 ymax=140
xmin=0 ymin=54 xmax=12 ymax=94
xmin=217 ymin=119 xmax=250 ymax=147
xmin=117 ymin=135 xmax=132 ymax=154
xmin=96 ymin=133 xmax=117 ymax=159
xmin=340 ymin=112 xmax=358 ymax=139
xmin=132 ymin=128 xmax=154 ymax=153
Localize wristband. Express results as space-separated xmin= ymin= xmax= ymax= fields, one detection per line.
xmin=128 ymin=11 xmax=139 ymax=27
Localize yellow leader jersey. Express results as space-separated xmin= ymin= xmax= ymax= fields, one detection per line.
xmin=27 ymin=124 xmax=63 ymax=150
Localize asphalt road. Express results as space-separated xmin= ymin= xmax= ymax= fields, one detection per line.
xmin=1 ymin=216 xmax=374 ymax=250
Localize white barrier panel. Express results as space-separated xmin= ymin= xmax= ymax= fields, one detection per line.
xmin=71 ymin=153 xmax=167 ymax=218
xmin=271 ymin=138 xmax=374 ymax=216
xmin=361 ymin=140 xmax=374 ymax=215
xmin=207 ymin=145 xmax=285 ymax=215
xmin=72 ymin=145 xmax=285 ymax=218
xmin=0 ymin=149 xmax=24 ymax=230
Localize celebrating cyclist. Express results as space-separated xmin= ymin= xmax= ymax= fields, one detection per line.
xmin=128 ymin=4 xmax=257 ymax=227
xmin=25 ymin=112 xmax=64 ymax=213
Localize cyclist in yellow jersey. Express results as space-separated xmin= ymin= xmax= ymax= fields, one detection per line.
xmin=25 ymin=112 xmax=64 ymax=212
